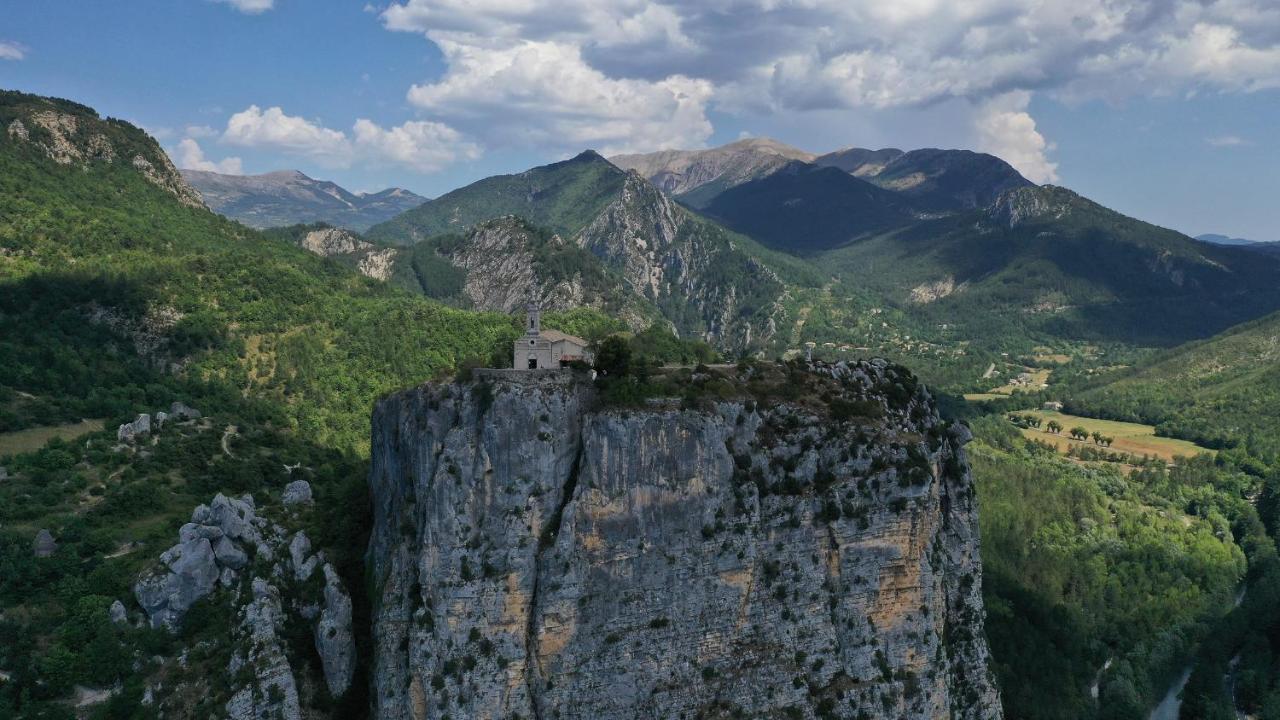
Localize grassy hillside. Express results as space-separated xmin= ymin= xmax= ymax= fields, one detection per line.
xmin=1071 ymin=311 xmax=1280 ymax=459
xmin=366 ymin=150 xmax=625 ymax=245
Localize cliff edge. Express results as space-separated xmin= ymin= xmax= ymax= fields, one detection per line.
xmin=367 ymin=362 xmax=1002 ymax=719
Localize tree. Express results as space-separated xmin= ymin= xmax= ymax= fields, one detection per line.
xmin=1091 ymin=431 xmax=1103 ymax=445
xmin=1071 ymin=427 xmax=1088 ymax=441
xmin=1047 ymin=420 xmax=1062 ymax=434
xmin=593 ymin=335 xmax=632 ymax=378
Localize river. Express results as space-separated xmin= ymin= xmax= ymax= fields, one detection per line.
xmin=1147 ymin=585 xmax=1248 ymax=720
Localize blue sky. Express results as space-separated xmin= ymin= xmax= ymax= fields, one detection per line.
xmin=1 ymin=0 xmax=1277 ymax=240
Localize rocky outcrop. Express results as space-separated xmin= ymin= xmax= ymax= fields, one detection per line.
xmin=358 ymin=247 xmax=399 ymax=282
xmin=133 ymin=491 xmax=358 ymax=712
xmin=367 ymin=362 xmax=1001 ymax=719
xmin=315 ymin=564 xmax=356 ymax=697
xmin=226 ymin=578 xmax=303 ymax=720
xmin=301 ymin=227 xmax=371 ymax=257
xmin=33 ymin=529 xmax=57 ymax=558
xmin=134 ymin=493 xmax=262 ymax=630
xmin=2 ymin=93 xmax=204 ymax=207
xmin=117 ymin=413 xmax=152 ymax=443
xmin=282 ymin=479 xmax=313 ymax=506
xmin=988 ymin=186 xmax=1073 ymax=228
xmin=577 ymin=172 xmax=784 ymax=348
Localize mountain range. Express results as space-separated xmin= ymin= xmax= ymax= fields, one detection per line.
xmin=6 ymin=87 xmax=1280 ymax=720
xmin=366 ymin=150 xmax=789 ymax=350
xmin=613 ymin=139 xmax=1280 ymax=350
xmin=181 ymin=168 xmax=426 ymax=231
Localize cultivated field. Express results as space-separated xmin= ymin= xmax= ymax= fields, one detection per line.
xmin=1018 ymin=410 xmax=1211 ymax=463
xmin=0 ymin=419 xmax=106 ymax=458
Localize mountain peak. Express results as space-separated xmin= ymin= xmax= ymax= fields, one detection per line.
xmin=182 ymin=168 xmax=425 ymax=231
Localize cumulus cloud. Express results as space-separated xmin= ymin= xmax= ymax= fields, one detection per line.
xmin=0 ymin=41 xmax=27 ymax=61
xmin=223 ymin=106 xmax=351 ymax=166
xmin=219 ymin=105 xmax=477 ymax=173
xmin=405 ymin=38 xmax=712 ymax=153
xmin=177 ymin=138 xmax=244 ymax=175
xmin=211 ymin=0 xmax=274 ymax=14
xmin=352 ymin=118 xmax=481 ymax=172
xmin=974 ymin=92 xmax=1059 ymax=184
xmin=380 ymin=0 xmax=1280 ymax=158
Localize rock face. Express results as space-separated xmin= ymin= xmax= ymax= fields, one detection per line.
xmin=117 ymin=413 xmax=152 ymax=443
xmin=576 ymin=172 xmax=783 ymax=348
xmin=367 ymin=363 xmax=1001 ymax=719
xmin=301 ymin=227 xmax=371 ymax=257
xmin=1 ymin=93 xmax=204 ymax=208
xmin=133 ymin=491 xmax=358 ymax=714
xmin=33 ymin=529 xmax=57 ymax=558
xmin=282 ymin=480 xmax=313 ymax=506
xmin=315 ymin=564 xmax=356 ymax=697
xmin=226 ymin=578 xmax=303 ymax=720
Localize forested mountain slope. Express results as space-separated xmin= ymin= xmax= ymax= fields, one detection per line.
xmin=1071 ymin=311 xmax=1280 ymax=458
xmin=818 ymin=186 xmax=1280 ymax=346
xmin=367 ymin=151 xmax=788 ymax=350
xmin=0 ymin=90 xmax=521 ymax=452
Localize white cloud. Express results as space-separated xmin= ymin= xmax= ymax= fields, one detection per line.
xmin=177 ymin=138 xmax=244 ymax=175
xmin=380 ymin=0 xmax=1280 ymax=158
xmin=0 ymin=41 xmax=27 ymax=61
xmin=975 ymin=92 xmax=1059 ymax=184
xmin=405 ymin=38 xmax=713 ymax=154
xmin=223 ymin=105 xmax=352 ymax=166
xmin=218 ymin=105 xmax=477 ymax=173
xmin=352 ymin=118 xmax=481 ymax=172
xmin=1207 ymin=135 xmax=1250 ymax=147
xmin=211 ymin=0 xmax=274 ymax=14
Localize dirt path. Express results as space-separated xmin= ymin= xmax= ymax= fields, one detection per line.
xmin=221 ymin=425 xmax=238 ymax=458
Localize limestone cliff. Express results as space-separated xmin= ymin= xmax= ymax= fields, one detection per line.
xmin=367 ymin=361 xmax=1001 ymax=719
xmin=1 ymin=91 xmax=204 ymax=208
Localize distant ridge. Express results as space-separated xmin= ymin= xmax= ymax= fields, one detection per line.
xmin=1197 ymin=233 xmax=1268 ymax=246
xmin=181 ymin=168 xmax=426 ymax=231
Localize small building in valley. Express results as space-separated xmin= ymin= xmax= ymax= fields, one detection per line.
xmin=1043 ymin=401 xmax=1064 ymax=412
xmin=513 ymin=303 xmax=593 ymax=369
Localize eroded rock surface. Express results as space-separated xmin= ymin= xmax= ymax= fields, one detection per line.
xmin=367 ymin=362 xmax=1001 ymax=719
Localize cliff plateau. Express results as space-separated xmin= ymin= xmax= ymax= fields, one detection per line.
xmin=366 ymin=362 xmax=1002 ymax=719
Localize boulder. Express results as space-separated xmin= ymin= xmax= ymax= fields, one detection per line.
xmin=134 ymin=537 xmax=220 ymax=630
xmin=33 ymin=529 xmax=56 ymax=557
xmin=207 ymin=493 xmax=261 ymax=546
xmin=154 ymin=411 xmax=169 ymax=429
xmin=109 ymin=600 xmax=128 ymax=625
xmin=281 ymin=480 xmax=312 ymax=507
xmin=169 ymin=402 xmax=201 ymax=421
xmin=214 ymin=536 xmax=249 ymax=570
xmin=0 ymin=466 xmax=8 ymax=481
xmin=289 ymin=532 xmax=318 ymax=581
xmin=314 ymin=564 xmax=356 ymax=697
xmin=117 ymin=413 xmax=151 ymax=443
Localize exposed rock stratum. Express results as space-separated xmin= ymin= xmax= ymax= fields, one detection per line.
xmin=367 ymin=362 xmax=1002 ymax=719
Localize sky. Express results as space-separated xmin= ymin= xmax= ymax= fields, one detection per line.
xmin=1 ymin=0 xmax=1277 ymax=240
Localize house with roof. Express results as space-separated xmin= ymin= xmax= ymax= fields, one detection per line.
xmin=513 ymin=303 xmax=593 ymax=369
